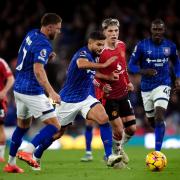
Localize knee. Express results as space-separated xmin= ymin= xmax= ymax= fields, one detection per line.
xmin=155 ymin=107 xmax=166 ymax=122
xmin=97 ymin=113 xmax=109 ymax=125
xmin=44 ymin=118 xmax=61 ymax=130
xmin=123 ymin=119 xmax=136 ymax=135
xmin=125 ymin=125 xmax=136 ymax=136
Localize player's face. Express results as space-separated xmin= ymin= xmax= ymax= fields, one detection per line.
xmin=48 ymin=22 xmax=61 ymax=40
xmin=90 ymin=39 xmax=105 ymax=56
xmin=151 ymin=23 xmax=165 ymax=44
xmin=103 ymin=25 xmax=119 ymax=44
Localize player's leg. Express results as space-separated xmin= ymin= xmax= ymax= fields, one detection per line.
xmin=153 ymin=86 xmax=170 ymax=151
xmin=0 ymin=124 xmax=6 ymax=163
xmin=154 ymin=106 xmax=166 ymax=151
xmin=81 ymin=96 xmax=122 ymax=167
xmin=152 ymin=85 xmax=171 ymax=151
xmin=3 ymin=117 xmax=31 ymax=173
xmin=118 ymin=98 xmax=136 ymax=164
xmin=3 ymin=93 xmax=33 ymax=173
xmin=0 ymin=107 xmax=6 ymax=163
xmin=99 ymin=121 xmax=112 ymax=161
xmin=31 ymin=101 xmax=78 ymax=170
xmin=81 ymin=119 xmax=94 ymax=162
xmin=15 ymin=93 xmax=61 ymax=168
xmin=32 ymin=125 xmax=67 ymax=171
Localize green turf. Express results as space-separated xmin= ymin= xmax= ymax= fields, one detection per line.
xmin=0 ymin=147 xmax=179 ymax=180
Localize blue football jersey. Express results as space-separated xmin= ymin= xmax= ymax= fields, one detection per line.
xmin=14 ymin=29 xmax=53 ymax=95
xmin=60 ymin=46 xmax=96 ymax=102
xmin=128 ymin=38 xmax=180 ymax=91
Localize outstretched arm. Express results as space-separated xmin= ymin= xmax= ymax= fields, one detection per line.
xmin=77 ymin=56 xmax=117 ymax=69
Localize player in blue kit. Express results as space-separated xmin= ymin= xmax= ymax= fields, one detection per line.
xmin=3 ymin=13 xmax=62 ymax=173
xmin=128 ymin=19 xmax=180 ymax=151
xmin=55 ymin=31 xmax=121 ymax=167
xmin=21 ymin=31 xmax=122 ymax=170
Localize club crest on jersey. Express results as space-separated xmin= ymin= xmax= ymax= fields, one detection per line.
xmin=40 ymin=49 xmax=47 ymax=58
xmin=163 ymin=47 xmax=170 ymax=56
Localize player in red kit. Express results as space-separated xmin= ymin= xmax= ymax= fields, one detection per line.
xmin=0 ymin=57 xmax=14 ymax=162
xmin=95 ymin=18 xmax=137 ymax=168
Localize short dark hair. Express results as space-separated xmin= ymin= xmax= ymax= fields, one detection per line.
xmin=151 ymin=18 xmax=165 ymax=26
xmin=88 ymin=31 xmax=106 ymax=40
xmin=102 ymin=18 xmax=120 ymax=30
xmin=41 ymin=13 xmax=62 ymax=26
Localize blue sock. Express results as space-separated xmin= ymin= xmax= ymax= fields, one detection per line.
xmin=34 ymin=138 xmax=54 ymax=159
xmin=155 ymin=121 xmax=165 ymax=151
xmin=9 ymin=127 xmax=29 ymax=156
xmin=85 ymin=126 xmax=93 ymax=152
xmin=31 ymin=125 xmax=59 ymax=148
xmin=99 ymin=123 xmax=112 ymax=158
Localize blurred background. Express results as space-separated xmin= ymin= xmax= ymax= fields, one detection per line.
xmin=1 ymin=0 xmax=180 ymax=149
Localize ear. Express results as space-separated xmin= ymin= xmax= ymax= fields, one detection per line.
xmin=47 ymin=24 xmax=53 ymax=31
xmin=88 ymin=38 xmax=93 ymax=45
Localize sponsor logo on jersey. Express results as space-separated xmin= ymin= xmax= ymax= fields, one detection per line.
xmin=146 ymin=58 xmax=168 ymax=67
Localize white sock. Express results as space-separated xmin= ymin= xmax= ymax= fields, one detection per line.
xmin=121 ymin=131 xmax=132 ymax=146
xmin=86 ymin=151 xmax=92 ymax=155
xmin=8 ymin=155 xmax=16 ymax=165
xmin=0 ymin=144 xmax=5 ymax=158
xmin=112 ymin=138 xmax=122 ymax=155
xmin=24 ymin=143 xmax=36 ymax=153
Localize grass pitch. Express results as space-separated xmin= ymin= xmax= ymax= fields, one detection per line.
xmin=0 ymin=147 xmax=179 ymax=180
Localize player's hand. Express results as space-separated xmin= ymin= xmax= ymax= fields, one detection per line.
xmin=0 ymin=90 xmax=7 ymax=100
xmin=108 ymin=71 xmax=119 ymax=81
xmin=127 ymin=82 xmax=134 ymax=91
xmin=48 ymin=52 xmax=56 ymax=62
xmin=140 ymin=68 xmax=157 ymax=76
xmin=102 ymin=56 xmax=118 ymax=68
xmin=49 ymin=91 xmax=61 ymax=104
xmin=174 ymin=78 xmax=180 ymax=92
xmin=103 ymin=84 xmax=112 ymax=93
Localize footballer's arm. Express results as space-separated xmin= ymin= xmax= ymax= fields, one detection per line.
xmin=33 ymin=62 xmax=60 ymax=103
xmin=77 ymin=56 xmax=117 ymax=69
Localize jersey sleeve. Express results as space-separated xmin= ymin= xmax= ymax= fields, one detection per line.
xmin=32 ymin=42 xmax=52 ymax=65
xmin=0 ymin=58 xmax=13 ymax=78
xmin=77 ymin=50 xmax=91 ymax=60
xmin=128 ymin=42 xmax=142 ymax=73
xmin=170 ymin=44 xmax=180 ymax=78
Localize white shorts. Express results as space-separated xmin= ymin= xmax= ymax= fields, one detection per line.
xmin=14 ymin=91 xmax=57 ymax=121
xmin=141 ymin=85 xmax=171 ymax=118
xmin=55 ymin=95 xmax=100 ymax=126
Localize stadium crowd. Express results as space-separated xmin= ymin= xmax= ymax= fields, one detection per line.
xmin=1 ymin=0 xmax=180 ymax=136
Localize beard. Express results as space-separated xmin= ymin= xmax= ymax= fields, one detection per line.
xmin=49 ymin=33 xmax=55 ymax=40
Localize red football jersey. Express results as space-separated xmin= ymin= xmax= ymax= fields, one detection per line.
xmin=97 ymin=41 xmax=130 ymax=99
xmin=0 ymin=58 xmax=13 ymax=111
